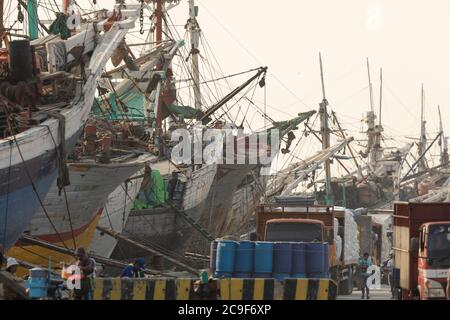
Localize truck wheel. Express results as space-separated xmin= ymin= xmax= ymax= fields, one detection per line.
xmin=338 ymin=267 xmax=353 ymax=295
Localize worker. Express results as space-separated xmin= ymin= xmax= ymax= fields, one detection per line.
xmin=120 ymin=258 xmax=146 ymax=278
xmin=167 ymin=171 xmax=179 ymax=200
xmin=358 ymin=252 xmax=372 ymax=299
xmin=383 ymin=253 xmax=395 ymax=299
xmin=73 ymin=247 xmax=96 ymax=300
xmin=6 ymin=257 xmax=19 ymax=275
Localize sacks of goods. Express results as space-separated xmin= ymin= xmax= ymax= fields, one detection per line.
xmin=333 ymin=218 xmax=342 ymax=260
xmin=370 ymin=214 xmax=393 ymax=262
xmin=210 ymin=240 xmax=329 ymax=280
xmin=343 ymin=210 xmax=360 ymax=265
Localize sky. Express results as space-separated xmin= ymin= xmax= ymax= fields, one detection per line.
xmin=163 ymin=0 xmax=450 ymax=140
xmin=5 ymin=0 xmax=449 ymax=169
xmin=163 ymin=0 xmax=450 ymax=170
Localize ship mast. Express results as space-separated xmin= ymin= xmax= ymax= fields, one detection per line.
xmin=418 ymin=84 xmax=428 ymax=172
xmin=438 ymin=105 xmax=449 ymax=166
xmin=318 ymin=53 xmax=333 ymax=205
xmin=372 ymin=67 xmax=384 ymax=166
xmin=365 ymin=58 xmax=376 ymax=167
xmin=187 ymin=0 xmax=201 ymax=110
xmin=154 ymin=0 xmax=164 ymax=129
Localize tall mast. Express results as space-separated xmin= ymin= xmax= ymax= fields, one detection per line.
xmin=365 ymin=58 xmax=376 ymax=167
xmin=367 ymin=58 xmax=374 ymax=113
xmin=418 ymin=84 xmax=427 ymax=172
xmin=188 ymin=0 xmax=201 ymax=110
xmin=319 ymin=53 xmax=333 ymax=205
xmin=438 ymin=105 xmax=449 ymax=165
xmin=154 ymin=0 xmax=164 ymax=130
xmin=372 ymin=67 xmax=384 ymax=166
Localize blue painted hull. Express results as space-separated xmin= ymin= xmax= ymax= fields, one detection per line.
xmin=0 ymin=163 xmax=58 ymax=249
xmin=0 ymin=126 xmax=82 ymax=250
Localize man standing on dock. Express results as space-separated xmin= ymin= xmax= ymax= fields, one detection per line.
xmin=73 ymin=248 xmax=96 ymax=300
xmin=358 ymin=252 xmax=372 ymax=299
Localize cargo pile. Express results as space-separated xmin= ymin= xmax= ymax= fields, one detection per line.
xmin=343 ymin=210 xmax=360 ymax=264
xmin=210 ymin=240 xmax=330 ymax=280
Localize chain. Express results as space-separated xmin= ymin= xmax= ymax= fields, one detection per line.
xmin=139 ymin=0 xmax=144 ymax=35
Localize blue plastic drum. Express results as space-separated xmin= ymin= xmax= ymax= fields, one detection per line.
xmin=254 ymin=242 xmax=273 ymax=274
xmin=235 ymin=241 xmax=254 ymax=273
xmin=216 ymin=240 xmax=237 ymax=275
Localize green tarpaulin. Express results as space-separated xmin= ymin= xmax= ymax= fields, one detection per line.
xmin=49 ymin=13 xmax=71 ymax=40
xmin=27 ymin=0 xmax=39 ymax=40
xmin=92 ymin=89 xmax=200 ymax=122
xmin=92 ymin=89 xmax=145 ymax=121
xmin=133 ymin=170 xmax=167 ymax=209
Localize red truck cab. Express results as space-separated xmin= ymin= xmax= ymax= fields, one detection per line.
xmin=414 ymin=222 xmax=450 ymax=300
xmin=393 ymin=202 xmax=450 ymax=300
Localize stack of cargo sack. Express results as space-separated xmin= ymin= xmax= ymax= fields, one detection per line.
xmin=343 ymin=210 xmax=360 ymax=264
xmin=211 ymin=240 xmax=329 ymax=280
xmin=334 ymin=218 xmax=342 ymax=260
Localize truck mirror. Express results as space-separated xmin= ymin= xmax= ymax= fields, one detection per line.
xmin=410 ymin=237 xmax=419 ymax=256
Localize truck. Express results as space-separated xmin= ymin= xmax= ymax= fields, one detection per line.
xmin=393 ymin=202 xmax=450 ymax=300
xmin=255 ymin=202 xmax=359 ymax=295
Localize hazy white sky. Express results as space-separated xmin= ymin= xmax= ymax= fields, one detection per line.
xmin=9 ymin=0 xmax=448 ymax=160
xmin=163 ymin=0 xmax=450 ymax=141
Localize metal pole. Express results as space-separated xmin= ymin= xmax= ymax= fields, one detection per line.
xmin=319 ymin=53 xmax=333 ymax=205
xmin=188 ymin=0 xmax=201 ymax=109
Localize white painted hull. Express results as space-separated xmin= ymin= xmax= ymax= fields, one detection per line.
xmin=23 ymin=155 xmax=152 ymax=243
xmin=89 ymin=170 xmax=144 ymax=258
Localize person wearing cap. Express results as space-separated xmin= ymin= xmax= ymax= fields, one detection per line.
xmin=6 ymin=257 xmax=19 ymax=275
xmin=120 ymin=258 xmax=146 ymax=278
xmin=72 ymin=247 xmax=96 ymax=300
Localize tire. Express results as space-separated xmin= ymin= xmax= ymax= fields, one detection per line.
xmin=338 ymin=266 xmax=353 ymax=295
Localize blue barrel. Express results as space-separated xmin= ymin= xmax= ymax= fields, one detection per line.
xmin=292 ymin=242 xmax=306 ymax=277
xmin=210 ymin=241 xmax=218 ymax=273
xmin=254 ymin=242 xmax=273 ymax=274
xmin=216 ymin=240 xmax=237 ymax=274
xmin=235 ymin=241 xmax=254 ymax=273
xmin=273 ymin=242 xmax=293 ymax=274
xmin=306 ymin=243 xmax=326 ymax=274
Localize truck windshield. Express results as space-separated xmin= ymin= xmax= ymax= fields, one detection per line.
xmin=265 ymin=222 xmax=322 ymax=242
xmin=427 ymin=224 xmax=450 ymax=261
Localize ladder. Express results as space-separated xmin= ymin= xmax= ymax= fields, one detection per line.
xmin=168 ymin=202 xmax=215 ymax=241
